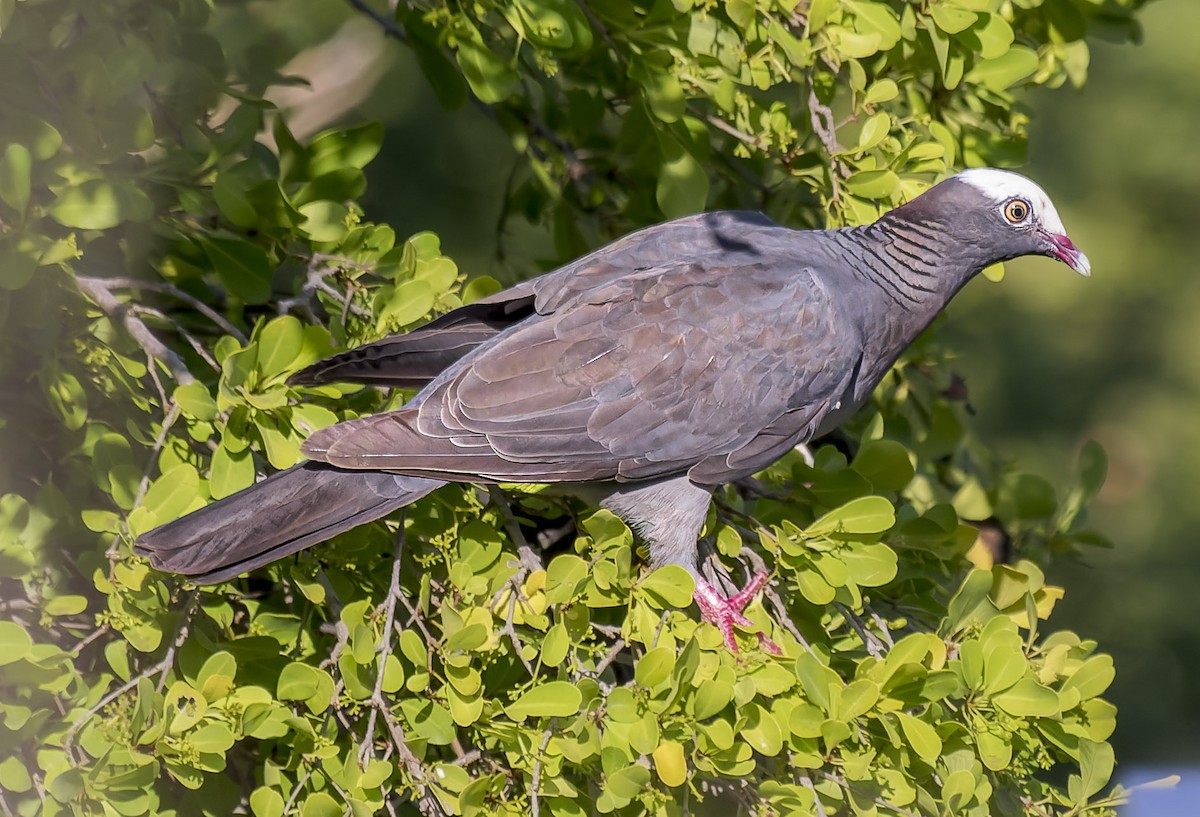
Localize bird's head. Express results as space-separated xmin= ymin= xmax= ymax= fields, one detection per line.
xmin=951 ymin=168 xmax=1091 ymax=277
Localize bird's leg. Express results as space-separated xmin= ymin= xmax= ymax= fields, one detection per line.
xmin=693 ymin=571 xmax=782 ymax=655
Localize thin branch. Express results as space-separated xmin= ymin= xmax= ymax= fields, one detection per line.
xmin=487 ymin=487 xmax=543 ymax=572
xmin=64 ymin=668 xmax=158 ymax=763
xmin=132 ymin=403 xmax=182 ymax=509
xmin=359 ymin=521 xmax=446 ymax=816
xmin=764 ymin=585 xmax=814 ymax=655
xmin=283 ymin=766 xmax=315 ymax=815
xmin=815 ymin=770 xmax=922 ymax=817
xmin=530 ymin=724 xmax=554 ymax=817
xmin=344 ymin=0 xmax=408 ymax=41
xmin=867 ymin=605 xmax=895 ymax=648
xmin=799 ymin=774 xmax=829 ymax=817
xmin=76 ymin=275 xmax=195 ymax=386
xmin=129 ymin=305 xmax=220 ymax=371
xmin=70 ymin=624 xmax=112 ymax=656
xmin=93 ymin=276 xmax=247 ymax=343
xmin=706 ymin=115 xmax=772 ymax=155
xmin=64 ymin=592 xmax=198 ymax=762
xmin=156 ymin=591 xmax=201 ymax=693
xmin=592 ymin=638 xmax=627 ymax=679
xmin=496 ymin=579 xmax=536 ymax=677
xmin=836 ymin=602 xmax=886 ymax=658
xmin=317 ymin=571 xmax=351 ymax=670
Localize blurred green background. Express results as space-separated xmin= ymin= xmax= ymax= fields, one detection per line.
xmin=219 ymin=0 xmax=1197 ymax=772
xmin=948 ymin=0 xmax=1200 ymax=769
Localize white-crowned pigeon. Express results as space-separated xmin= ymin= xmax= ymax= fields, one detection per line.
xmin=137 ymin=168 xmax=1090 ymax=652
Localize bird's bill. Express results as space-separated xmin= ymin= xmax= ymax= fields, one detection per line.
xmin=1042 ymin=231 xmax=1091 ymax=277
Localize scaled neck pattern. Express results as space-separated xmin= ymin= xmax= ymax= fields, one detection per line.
xmin=830 ymin=213 xmax=989 ymax=311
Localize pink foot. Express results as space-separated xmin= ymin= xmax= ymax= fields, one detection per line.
xmin=693 ymin=572 xmax=782 ymax=655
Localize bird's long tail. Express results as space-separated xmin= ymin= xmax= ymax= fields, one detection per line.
xmin=134 ymin=463 xmax=444 ymax=585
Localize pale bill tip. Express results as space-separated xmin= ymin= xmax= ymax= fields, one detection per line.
xmin=1073 ymin=250 xmax=1091 ymax=278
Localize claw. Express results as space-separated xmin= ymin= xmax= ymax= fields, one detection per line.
xmin=693 ymin=571 xmax=782 ymax=655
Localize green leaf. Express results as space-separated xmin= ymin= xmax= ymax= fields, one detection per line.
xmin=807 ymin=496 xmax=896 ymax=537
xmin=0 ymin=143 xmax=31 ymax=212
xmin=978 ymin=730 xmax=1012 ymax=771
xmin=656 ymin=137 xmax=709 ymax=218
xmin=309 ymin=122 xmax=386 ymax=174
xmin=652 ymin=740 xmax=687 ymax=787
xmin=931 ymin=5 xmax=977 ymax=34
xmin=1074 ymin=739 xmax=1115 ymax=803
xmin=174 ymin=382 xmax=218 ymax=421
xmin=631 ymin=59 xmax=685 ymax=123
xmin=213 ymin=164 xmax=262 ymax=228
xmin=43 ymin=594 xmax=87 ymax=616
xmin=190 ymin=722 xmax=235 ymax=753
xmin=0 ymin=621 xmax=32 ymax=666
xmin=250 ymin=787 xmax=284 ymax=817
xmin=203 ymin=238 xmax=274 ymax=305
xmin=209 ymin=440 xmax=255 ymax=500
xmin=896 ymin=712 xmax=941 ymax=764
xmin=541 ymin=622 xmax=570 ymax=667
xmin=257 ymin=315 xmax=305 ymax=378
xmin=796 ymin=569 xmax=836 ymax=605
xmin=505 ymin=681 xmax=583 ymax=720
xmin=298 ymin=201 xmax=350 ymax=243
xmin=635 ymin=647 xmax=676 ymax=688
xmin=301 ymin=792 xmax=341 ymax=817
xmin=840 ymin=543 xmax=898 ymax=587
xmin=845 ymin=169 xmax=900 ymax=200
xmin=855 ymin=111 xmax=891 ymax=152
xmin=49 ymin=179 xmax=154 ymax=229
xmin=164 ymin=681 xmax=207 ymax=732
xmin=742 ymin=703 xmax=784 ymax=755
xmin=379 ymin=279 xmax=435 ymax=327
xmin=851 ymin=440 xmax=914 ymax=491
xmin=399 ymin=699 xmax=457 ymax=744
xmin=993 ymin=678 xmax=1060 ymax=717
xmin=361 ymin=759 xmax=393 ymax=789
xmin=1060 ymin=654 xmax=1115 ymax=702
xmin=967 ymin=45 xmax=1040 ymax=91
xmin=605 ymin=764 xmax=651 ymax=800
xmin=692 ymin=680 xmax=733 ymax=720
xmin=462 ymin=275 xmax=503 ymax=304
xmin=838 ymin=679 xmax=879 ymax=721
xmin=864 ymin=78 xmax=899 ymax=104
xmin=142 ymin=464 xmax=201 ymax=522
xmin=638 ymin=565 xmax=695 ymax=608
xmin=277 ymin=662 xmax=322 ymax=700
xmin=44 ymin=369 xmax=87 ymax=431
xmin=455 ymin=39 xmax=518 ymax=104
xmin=973 ymin=13 xmax=1014 ymax=59
xmin=943 ymin=569 xmax=994 ymax=634
xmin=796 ymin=653 xmax=840 ymax=712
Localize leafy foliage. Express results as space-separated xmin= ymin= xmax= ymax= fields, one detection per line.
xmin=0 ymin=0 xmax=1153 ymax=816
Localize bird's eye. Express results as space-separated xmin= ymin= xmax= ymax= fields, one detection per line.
xmin=1004 ymin=199 xmax=1031 ymax=224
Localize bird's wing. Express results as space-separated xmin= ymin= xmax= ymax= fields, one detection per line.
xmin=288 ymin=211 xmax=786 ymax=389
xmin=287 ymin=297 xmax=536 ymax=388
xmin=303 ymin=258 xmax=861 ymax=485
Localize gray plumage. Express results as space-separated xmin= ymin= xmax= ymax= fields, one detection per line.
xmin=136 ymin=169 xmax=1088 ymax=649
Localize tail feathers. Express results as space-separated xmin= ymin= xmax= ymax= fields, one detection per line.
xmin=134 ymin=463 xmax=444 ymax=585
